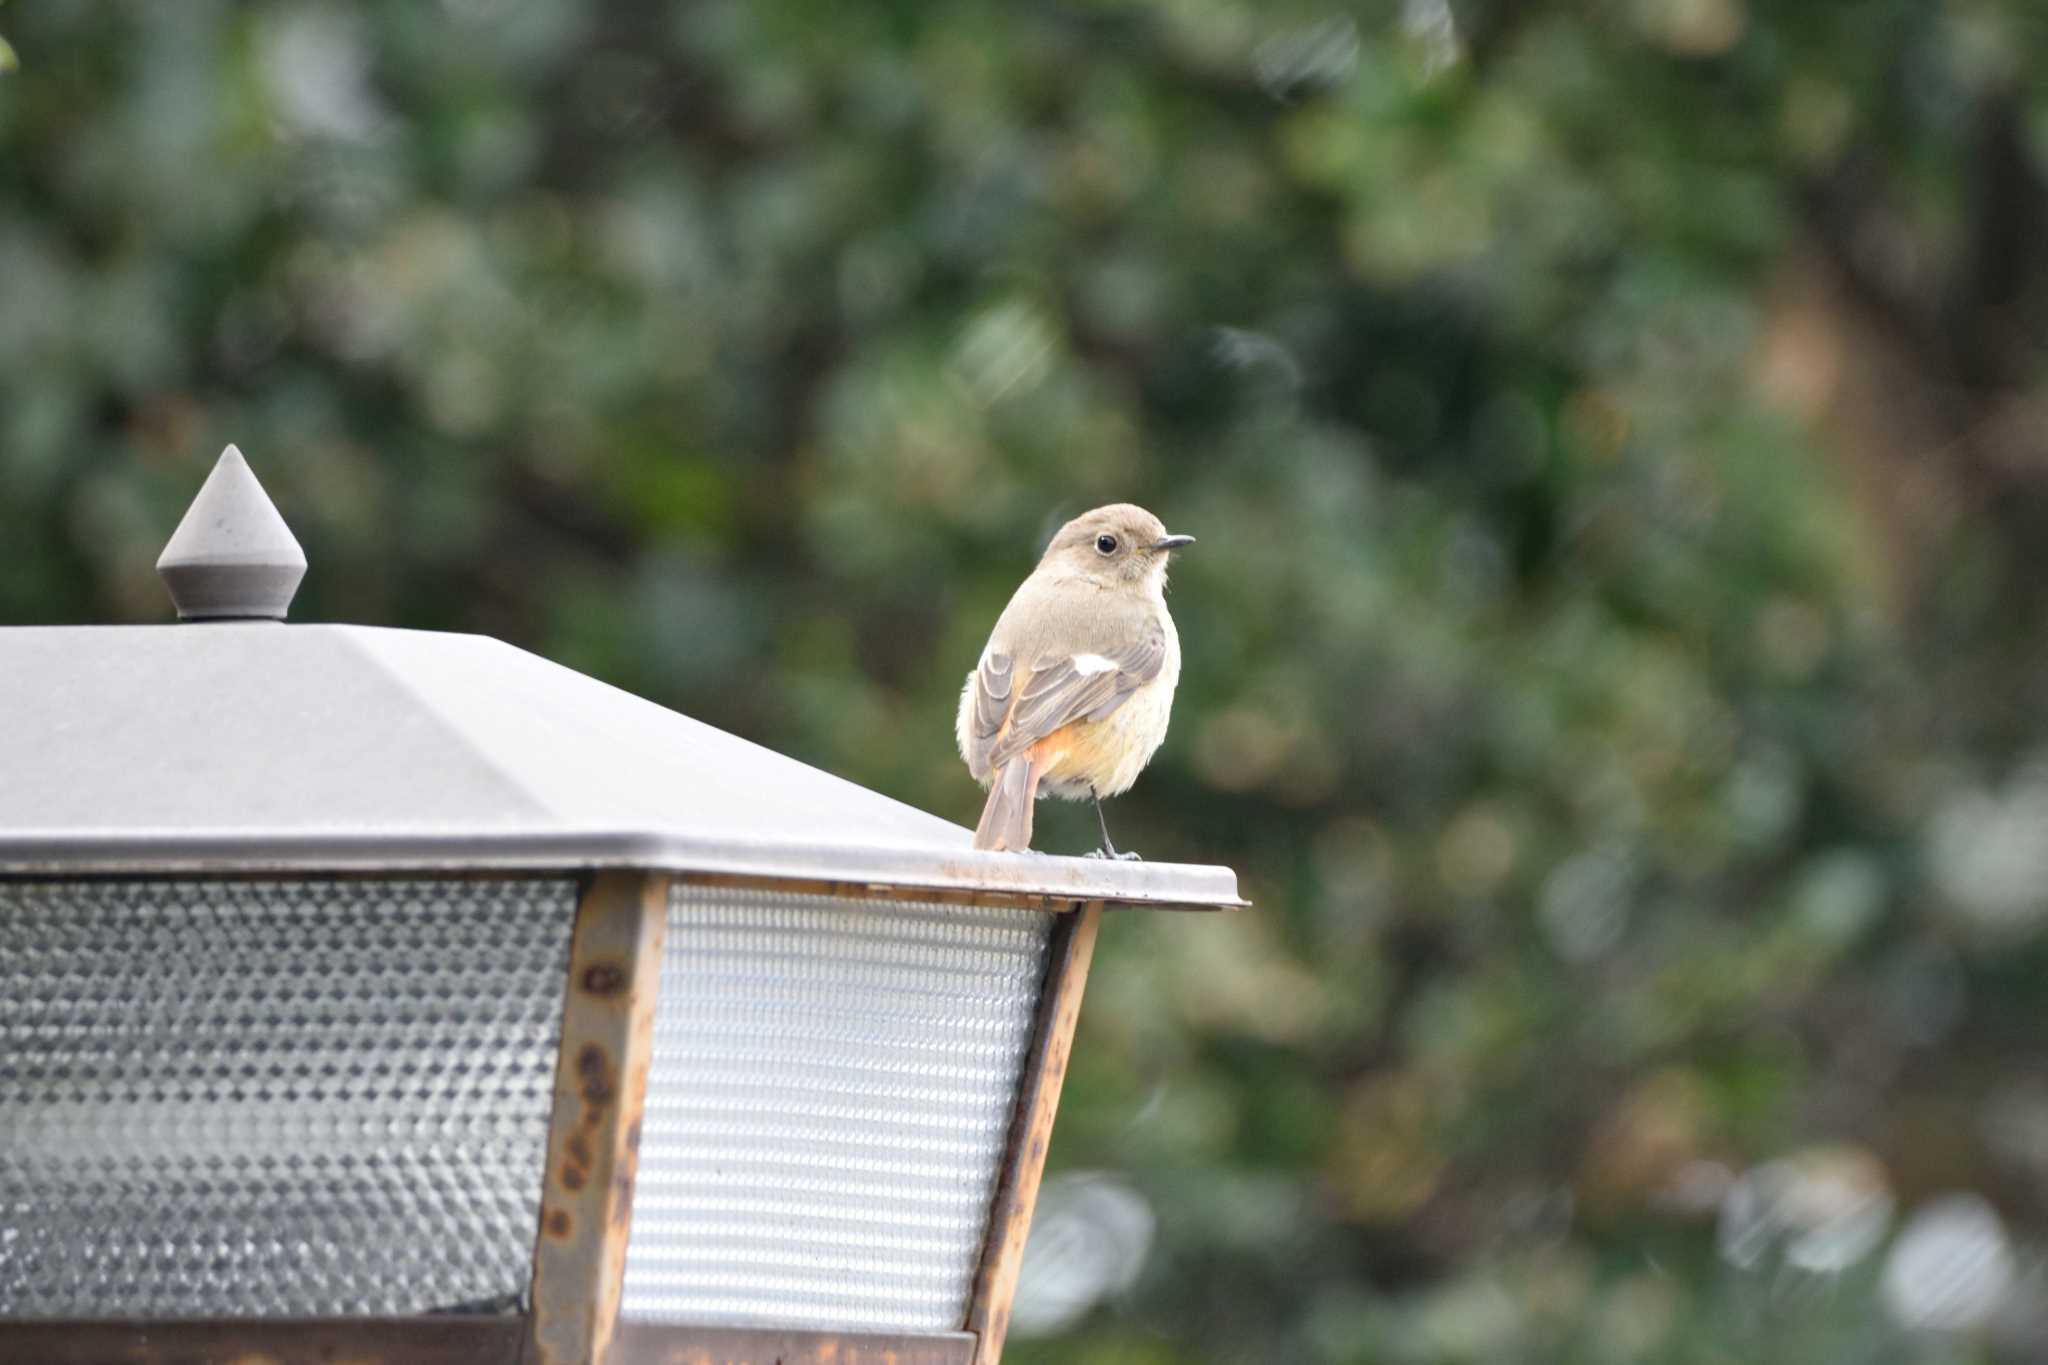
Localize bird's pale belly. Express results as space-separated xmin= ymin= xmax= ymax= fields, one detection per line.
xmin=1037 ymin=673 xmax=1176 ymax=800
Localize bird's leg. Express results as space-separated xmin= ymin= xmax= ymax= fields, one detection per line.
xmin=1084 ymin=788 xmax=1143 ymax=861
xmin=1093 ymin=791 xmax=1117 ymax=856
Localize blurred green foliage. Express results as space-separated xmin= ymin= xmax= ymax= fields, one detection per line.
xmin=8 ymin=0 xmax=2048 ymax=1360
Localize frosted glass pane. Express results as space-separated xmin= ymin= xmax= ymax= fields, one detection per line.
xmin=0 ymin=878 xmax=576 ymax=1317
xmin=621 ymin=884 xmax=1053 ymax=1332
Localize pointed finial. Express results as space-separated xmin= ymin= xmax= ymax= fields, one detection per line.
xmin=156 ymin=445 xmax=308 ymax=621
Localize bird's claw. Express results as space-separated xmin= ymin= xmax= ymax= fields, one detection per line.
xmin=1085 ymin=848 xmax=1144 ymax=861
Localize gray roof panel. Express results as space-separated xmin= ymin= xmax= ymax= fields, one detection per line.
xmin=0 ymin=624 xmax=1240 ymax=909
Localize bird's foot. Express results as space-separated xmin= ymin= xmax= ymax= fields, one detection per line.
xmin=1085 ymin=848 xmax=1144 ymax=861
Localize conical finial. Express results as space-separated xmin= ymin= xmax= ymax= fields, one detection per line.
xmin=156 ymin=445 xmax=307 ymax=621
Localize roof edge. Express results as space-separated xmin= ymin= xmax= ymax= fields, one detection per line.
xmin=0 ymin=831 xmax=1246 ymax=911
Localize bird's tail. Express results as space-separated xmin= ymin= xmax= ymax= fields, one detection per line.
xmin=974 ymin=752 xmax=1043 ymax=851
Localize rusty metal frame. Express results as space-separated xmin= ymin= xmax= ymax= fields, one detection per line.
xmin=961 ymin=902 xmax=1104 ymax=1365
xmin=527 ymin=870 xmax=670 ymax=1365
xmin=0 ymin=1320 xmax=985 ymax=1365
xmin=0 ymin=1317 xmax=528 ymax=1363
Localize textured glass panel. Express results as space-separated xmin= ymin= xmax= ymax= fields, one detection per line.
xmin=621 ymin=885 xmax=1053 ymax=1332
xmin=0 ymin=878 xmax=576 ymax=1317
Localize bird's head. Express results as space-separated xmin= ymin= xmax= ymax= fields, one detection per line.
xmin=1040 ymin=503 xmax=1195 ymax=589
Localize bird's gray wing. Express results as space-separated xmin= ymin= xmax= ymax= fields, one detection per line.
xmin=986 ymin=621 xmax=1167 ymax=771
xmin=963 ymin=649 xmax=1015 ymax=781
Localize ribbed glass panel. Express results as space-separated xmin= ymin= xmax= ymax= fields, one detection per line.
xmin=621 ymin=884 xmax=1053 ymax=1331
xmin=0 ymin=878 xmax=576 ymax=1317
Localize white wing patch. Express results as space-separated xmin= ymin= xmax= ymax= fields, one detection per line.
xmin=1071 ymin=653 xmax=1118 ymax=676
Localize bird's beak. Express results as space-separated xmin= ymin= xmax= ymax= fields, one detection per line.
xmin=1152 ymin=534 xmax=1196 ymax=552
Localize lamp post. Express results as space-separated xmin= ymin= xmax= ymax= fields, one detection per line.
xmin=0 ymin=446 xmax=1243 ymax=1365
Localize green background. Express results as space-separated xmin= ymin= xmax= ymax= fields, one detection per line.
xmin=6 ymin=2 xmax=2048 ymax=1360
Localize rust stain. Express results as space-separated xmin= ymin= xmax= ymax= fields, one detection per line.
xmin=545 ymin=1208 xmax=573 ymax=1239
xmin=577 ymin=1044 xmax=615 ymax=1107
xmin=611 ymin=1170 xmax=636 ymax=1224
xmin=581 ymin=962 xmax=627 ymax=996
xmin=627 ymin=1118 xmax=643 ymax=1154
xmin=560 ymin=1130 xmax=593 ymax=1193
xmin=559 ymin=1055 xmax=613 ymax=1193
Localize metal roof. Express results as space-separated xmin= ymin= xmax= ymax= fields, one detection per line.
xmin=0 ymin=622 xmax=1240 ymax=906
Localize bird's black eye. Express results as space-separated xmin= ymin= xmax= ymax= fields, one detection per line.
xmin=1095 ymin=534 xmax=1119 ymax=555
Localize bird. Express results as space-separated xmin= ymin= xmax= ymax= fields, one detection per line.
xmin=957 ymin=504 xmax=1194 ymax=856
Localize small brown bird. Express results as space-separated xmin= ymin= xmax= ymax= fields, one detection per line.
xmin=957 ymin=504 xmax=1193 ymax=856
